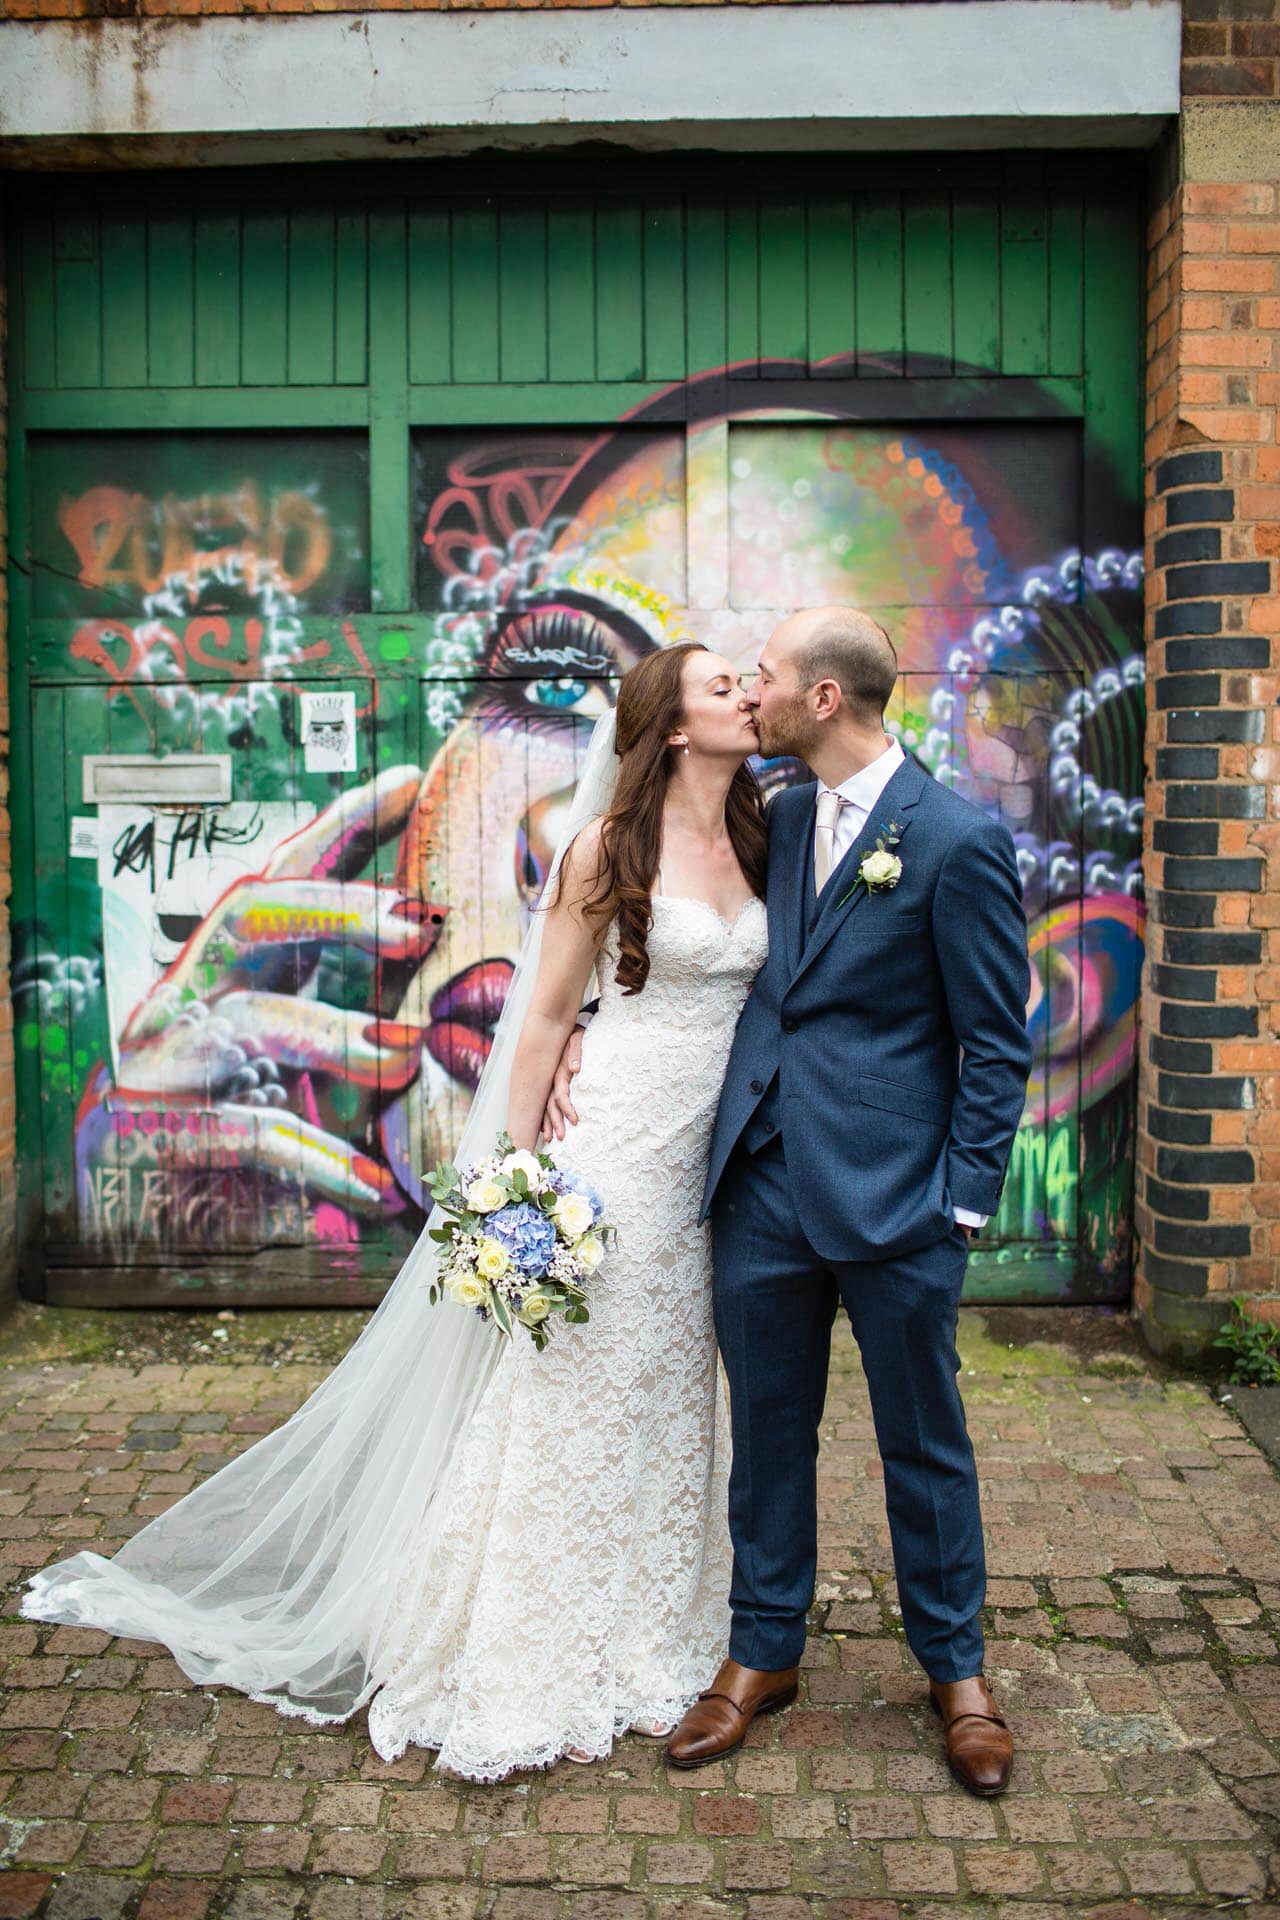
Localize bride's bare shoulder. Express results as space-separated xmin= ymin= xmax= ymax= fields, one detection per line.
xmin=556 ymin=818 xmax=611 ymax=908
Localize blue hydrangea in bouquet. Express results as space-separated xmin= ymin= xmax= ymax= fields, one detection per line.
xmin=426 ymin=1133 xmax=610 ymax=1350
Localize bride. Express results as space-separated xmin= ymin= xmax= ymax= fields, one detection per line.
xmin=24 ymin=642 xmax=769 ymax=1782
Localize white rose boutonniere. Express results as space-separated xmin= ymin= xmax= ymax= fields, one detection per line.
xmin=837 ymin=820 xmax=904 ymax=909
xmin=860 ymin=847 xmax=902 ymax=891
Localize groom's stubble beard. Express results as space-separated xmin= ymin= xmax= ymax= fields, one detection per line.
xmin=755 ymin=689 xmax=820 ymax=763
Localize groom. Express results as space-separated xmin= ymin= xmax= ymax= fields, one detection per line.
xmin=665 ymin=606 xmax=1032 ymax=1796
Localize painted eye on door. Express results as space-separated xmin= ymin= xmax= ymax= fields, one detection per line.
xmin=524 ymin=677 xmax=612 ymax=718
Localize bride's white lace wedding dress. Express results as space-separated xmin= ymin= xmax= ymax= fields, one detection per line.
xmin=365 ymin=889 xmax=768 ymax=1779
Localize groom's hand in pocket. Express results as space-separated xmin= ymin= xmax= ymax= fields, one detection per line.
xmin=541 ymin=1026 xmax=584 ymax=1142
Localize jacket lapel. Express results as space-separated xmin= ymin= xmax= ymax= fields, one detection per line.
xmin=788 ymin=756 xmax=928 ymax=991
xmin=773 ymin=783 xmax=817 ymax=977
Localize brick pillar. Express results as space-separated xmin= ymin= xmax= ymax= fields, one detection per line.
xmin=1138 ymin=172 xmax=1280 ymax=1355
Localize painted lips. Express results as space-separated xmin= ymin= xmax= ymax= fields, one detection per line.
xmin=426 ymin=959 xmax=516 ymax=1091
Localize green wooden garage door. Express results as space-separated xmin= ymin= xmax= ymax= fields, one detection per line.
xmin=6 ymin=154 xmax=1144 ymax=1307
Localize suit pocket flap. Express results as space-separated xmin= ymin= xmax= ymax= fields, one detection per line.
xmin=857 ymin=1073 xmax=949 ymax=1128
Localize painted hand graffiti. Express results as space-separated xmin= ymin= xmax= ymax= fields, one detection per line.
xmin=74 ymin=769 xmax=447 ymax=1247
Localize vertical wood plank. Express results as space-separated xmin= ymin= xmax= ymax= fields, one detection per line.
xmin=100 ymin=214 xmax=149 ymax=388
xmin=334 ymin=208 xmax=369 ymax=384
xmin=407 ymin=206 xmax=451 ymax=385
xmin=20 ymin=205 xmax=57 ymax=389
xmin=725 ymin=199 xmax=759 ymax=379
xmin=595 ymin=203 xmax=644 ymax=381
xmin=451 ymin=204 xmax=500 ymax=383
xmin=643 ymin=200 xmax=686 ymax=382
xmin=903 ymin=195 xmax=953 ymax=375
xmin=951 ymin=195 xmax=1001 ymax=375
xmin=146 ymin=210 xmax=195 ymax=387
xmin=684 ymin=199 xmax=726 ymax=382
xmin=547 ymin=204 xmax=596 ymax=381
xmin=29 ymin=687 xmax=73 ymax=1232
xmin=855 ymin=193 xmax=904 ymax=376
xmin=1000 ymin=171 xmax=1050 ymax=376
xmin=241 ymin=211 xmax=288 ymax=385
xmin=193 ymin=209 xmax=241 ymax=388
xmin=54 ymin=205 xmax=103 ymax=389
xmin=499 ymin=203 xmax=548 ymax=384
xmin=807 ymin=195 xmax=855 ymax=378
xmin=758 ymin=199 xmax=807 ymax=371
xmin=288 ymin=208 xmax=337 ymax=385
xmin=368 ymin=204 xmax=411 ymax=611
xmin=1082 ymin=187 xmax=1142 ymax=556
xmin=1049 ymin=187 xmax=1085 ymax=376
xmin=686 ymin=418 xmax=730 ymax=610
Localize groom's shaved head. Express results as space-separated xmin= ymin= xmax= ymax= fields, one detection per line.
xmin=790 ymin=606 xmax=898 ymax=725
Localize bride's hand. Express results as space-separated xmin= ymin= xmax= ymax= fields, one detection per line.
xmin=540 ymin=1027 xmax=584 ymax=1142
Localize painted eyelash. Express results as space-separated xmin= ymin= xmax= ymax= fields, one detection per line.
xmin=486 ymin=606 xmax=617 ymax=681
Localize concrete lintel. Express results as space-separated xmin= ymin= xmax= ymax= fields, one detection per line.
xmin=0 ymin=3 xmax=1182 ymax=156
xmin=0 ymin=117 xmax=1175 ymax=173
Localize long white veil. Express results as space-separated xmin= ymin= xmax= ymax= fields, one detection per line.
xmin=24 ymin=710 xmax=621 ymax=1725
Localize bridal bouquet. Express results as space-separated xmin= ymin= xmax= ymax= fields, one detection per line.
xmin=425 ymin=1134 xmax=609 ymax=1350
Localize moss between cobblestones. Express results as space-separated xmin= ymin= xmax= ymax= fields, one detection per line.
xmin=0 ymin=1301 xmax=373 ymax=1371
xmin=0 ymin=1299 xmax=1160 ymax=1382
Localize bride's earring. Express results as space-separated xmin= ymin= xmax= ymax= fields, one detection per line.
xmin=681 ymin=739 xmax=690 ymax=756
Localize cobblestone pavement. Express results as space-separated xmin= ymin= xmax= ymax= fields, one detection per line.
xmin=0 ymin=1310 xmax=1278 ymax=1920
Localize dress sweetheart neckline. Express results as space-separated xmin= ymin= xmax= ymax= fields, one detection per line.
xmin=651 ymin=893 xmax=765 ymax=935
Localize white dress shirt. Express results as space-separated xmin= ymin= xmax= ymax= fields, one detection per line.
xmin=812 ymin=736 xmax=906 ymax=873
xmin=814 ymin=737 xmax=987 ymax=1234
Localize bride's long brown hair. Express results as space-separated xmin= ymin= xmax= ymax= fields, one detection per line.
xmin=557 ymin=643 xmax=767 ymax=995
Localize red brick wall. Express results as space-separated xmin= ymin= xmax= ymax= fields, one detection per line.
xmin=1138 ymin=151 xmax=1280 ymax=1351
xmin=1183 ymin=0 xmax=1280 ymax=99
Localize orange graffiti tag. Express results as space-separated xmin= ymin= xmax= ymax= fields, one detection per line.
xmin=58 ymin=481 xmax=332 ymax=601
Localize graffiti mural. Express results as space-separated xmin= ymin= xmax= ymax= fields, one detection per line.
xmin=19 ymin=378 xmax=1143 ymax=1298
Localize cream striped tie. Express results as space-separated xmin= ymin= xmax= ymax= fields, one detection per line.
xmin=814 ymin=788 xmax=846 ymax=894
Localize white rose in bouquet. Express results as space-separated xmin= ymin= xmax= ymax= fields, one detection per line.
xmin=466 ymin=1177 xmax=506 ymax=1214
xmin=500 ymin=1149 xmax=545 ymax=1191
xmin=553 ymin=1192 xmax=595 ymax=1240
xmin=475 ymin=1240 xmax=511 ymax=1281
xmin=575 ymin=1233 xmax=606 ymax=1275
xmin=447 ymin=1270 xmax=489 ymax=1309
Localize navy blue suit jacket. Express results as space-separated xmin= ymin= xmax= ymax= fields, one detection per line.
xmin=701 ymin=757 xmax=1034 ymax=1262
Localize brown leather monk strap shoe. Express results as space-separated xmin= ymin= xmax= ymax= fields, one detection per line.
xmin=929 ymin=1674 xmax=1013 ymax=1798
xmin=666 ymin=1658 xmax=799 ymax=1770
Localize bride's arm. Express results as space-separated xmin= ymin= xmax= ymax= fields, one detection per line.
xmin=506 ymin=825 xmax=604 ymax=1152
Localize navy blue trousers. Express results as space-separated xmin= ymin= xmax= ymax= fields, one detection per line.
xmin=711 ymin=1136 xmax=986 ymax=1682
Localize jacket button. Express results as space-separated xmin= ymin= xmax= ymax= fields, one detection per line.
xmin=763 ymin=1119 xmax=777 ymax=1133
xmin=749 ymin=1078 xmax=763 ymax=1094
xmin=782 ymin=1018 xmax=799 ymax=1034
